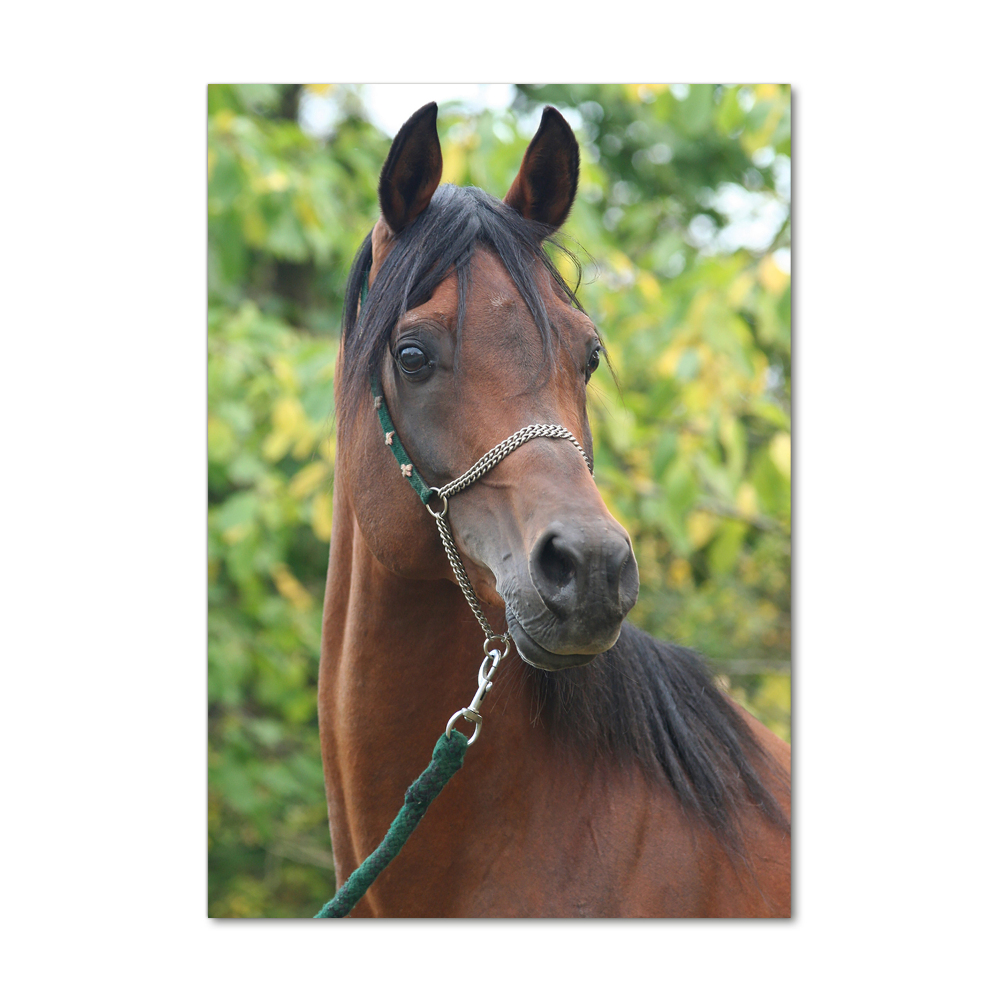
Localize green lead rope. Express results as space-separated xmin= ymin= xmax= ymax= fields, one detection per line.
xmin=314 ymin=731 xmax=469 ymax=917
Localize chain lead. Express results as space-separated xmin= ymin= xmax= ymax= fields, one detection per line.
xmin=425 ymin=423 xmax=591 ymax=648
xmin=406 ymin=419 xmax=592 ymax=744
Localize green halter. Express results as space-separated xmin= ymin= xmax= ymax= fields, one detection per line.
xmin=362 ymin=268 xmax=435 ymax=505
xmin=370 ymin=372 xmax=434 ymax=505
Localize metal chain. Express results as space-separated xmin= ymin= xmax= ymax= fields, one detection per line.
xmin=429 ymin=504 xmax=499 ymax=640
xmin=437 ymin=424 xmax=592 ymax=500
xmin=424 ymin=423 xmax=593 ymax=647
xmin=379 ymin=405 xmax=594 ymax=743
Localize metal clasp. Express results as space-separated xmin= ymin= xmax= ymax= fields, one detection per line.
xmin=445 ymin=649 xmax=502 ymax=746
xmin=424 ymin=488 xmax=448 ymax=519
xmin=483 ymin=634 xmax=511 ymax=661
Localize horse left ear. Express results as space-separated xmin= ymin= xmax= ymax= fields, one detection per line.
xmin=378 ymin=102 xmax=443 ymax=234
xmin=504 ymin=106 xmax=580 ymax=230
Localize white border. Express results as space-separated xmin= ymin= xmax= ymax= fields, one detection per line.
xmin=5 ymin=3 xmax=997 ymax=996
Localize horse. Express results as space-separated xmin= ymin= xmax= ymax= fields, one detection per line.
xmin=317 ymin=102 xmax=791 ymax=917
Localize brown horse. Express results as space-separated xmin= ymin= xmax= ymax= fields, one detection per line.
xmin=318 ymin=102 xmax=790 ymax=917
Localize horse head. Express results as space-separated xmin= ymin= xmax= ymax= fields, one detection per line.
xmin=336 ymin=102 xmax=639 ymax=670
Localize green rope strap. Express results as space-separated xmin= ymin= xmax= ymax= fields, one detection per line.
xmin=361 ymin=264 xmax=435 ymax=505
xmin=370 ymin=372 xmax=435 ymax=505
xmin=314 ymin=731 xmax=469 ymax=917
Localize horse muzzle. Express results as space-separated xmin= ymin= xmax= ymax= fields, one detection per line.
xmin=501 ymin=518 xmax=639 ymax=670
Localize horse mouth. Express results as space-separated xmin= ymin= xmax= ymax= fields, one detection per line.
xmin=506 ymin=613 xmax=610 ymax=671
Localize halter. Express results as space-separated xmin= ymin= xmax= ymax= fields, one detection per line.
xmin=370 ymin=372 xmax=593 ymax=742
xmin=372 ymin=375 xmax=591 ymax=634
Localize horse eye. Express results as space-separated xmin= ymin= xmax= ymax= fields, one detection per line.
xmin=397 ymin=345 xmax=429 ymax=375
xmin=585 ymin=348 xmax=601 ymax=381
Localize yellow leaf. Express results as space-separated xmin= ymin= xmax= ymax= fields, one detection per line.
xmin=726 ymin=271 xmax=755 ymax=308
xmin=242 ymin=209 xmax=267 ymax=247
xmin=736 ymin=482 xmax=759 ymax=518
xmin=267 ymin=396 xmax=312 ymax=459
xmin=684 ymin=288 xmax=714 ymax=334
xmin=255 ymin=170 xmax=289 ymax=193
xmin=769 ymin=432 xmax=792 ymax=478
xmin=221 ymin=523 xmax=250 ymax=545
xmin=687 ymin=510 xmax=719 ymax=549
xmin=741 ymin=102 xmax=785 ymax=153
xmin=289 ymin=461 xmax=328 ymax=499
xmin=758 ymin=254 xmax=790 ymax=295
xmin=609 ymin=250 xmax=635 ymax=274
xmin=207 ymin=416 xmax=235 ymax=462
xmin=292 ymin=429 xmax=317 ymax=461
xmin=318 ymin=436 xmax=336 ymax=463
xmin=678 ymin=430 xmax=700 ymax=456
xmin=318 ymin=434 xmax=337 ymax=466
xmin=719 ymin=412 xmax=737 ymax=449
xmin=270 ymin=563 xmax=312 ymax=610
xmin=271 ymin=358 xmax=297 ymax=392
xmin=272 ymin=397 xmax=306 ymax=434
xmin=627 ymin=84 xmax=667 ymax=102
xmin=668 ymin=558 xmax=692 ymax=588
xmin=262 ymin=430 xmax=291 ymax=463
xmin=656 ymin=343 xmax=684 ymax=377
xmin=441 ymin=142 xmax=466 ymax=185
xmin=294 ymin=195 xmax=319 ymax=230
xmin=682 ymin=379 xmax=711 ymax=414
xmin=311 ymin=492 xmax=333 ymax=541
xmin=637 ymin=271 xmax=661 ymax=303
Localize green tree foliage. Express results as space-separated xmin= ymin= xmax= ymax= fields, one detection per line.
xmin=208 ymin=83 xmax=791 ymax=916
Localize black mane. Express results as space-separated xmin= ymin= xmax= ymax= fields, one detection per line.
xmin=338 ymin=183 xmax=789 ymax=854
xmin=534 ymin=621 xmax=789 ymax=855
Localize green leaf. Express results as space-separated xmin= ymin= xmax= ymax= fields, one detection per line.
xmin=708 ymin=519 xmax=748 ymax=576
xmin=215 ymin=490 xmax=257 ymax=533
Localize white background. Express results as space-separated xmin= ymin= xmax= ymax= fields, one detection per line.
xmin=3 ymin=3 xmax=996 ymax=998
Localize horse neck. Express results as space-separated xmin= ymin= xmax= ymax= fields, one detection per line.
xmin=318 ymin=468 xmax=556 ymax=887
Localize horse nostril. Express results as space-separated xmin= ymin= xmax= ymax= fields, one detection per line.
xmin=537 ymin=533 xmax=576 ymax=590
xmin=607 ymin=534 xmax=630 ymax=586
xmin=611 ymin=535 xmax=639 ymax=612
xmin=529 ymin=525 xmax=637 ymax=620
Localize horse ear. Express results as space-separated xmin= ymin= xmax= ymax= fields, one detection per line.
xmin=503 ymin=106 xmax=580 ymax=230
xmin=378 ymin=102 xmax=443 ymax=234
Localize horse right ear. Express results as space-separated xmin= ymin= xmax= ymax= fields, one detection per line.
xmin=504 ymin=106 xmax=580 ymax=230
xmin=378 ymin=102 xmax=443 ymax=234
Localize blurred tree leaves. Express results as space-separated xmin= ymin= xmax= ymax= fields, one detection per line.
xmin=208 ymin=83 xmax=791 ymax=917
xmin=207 ymin=84 xmax=379 ymax=917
